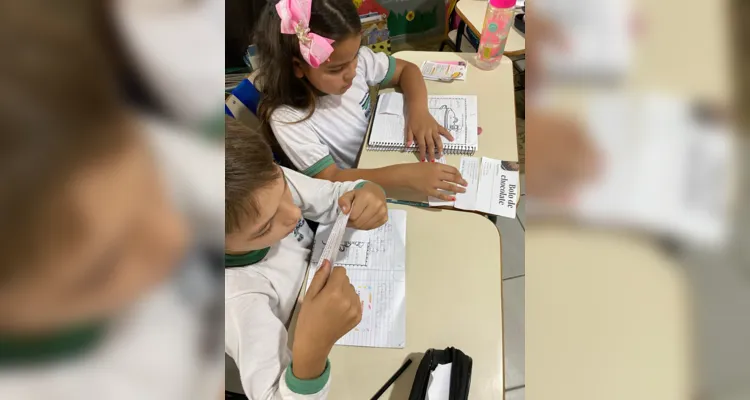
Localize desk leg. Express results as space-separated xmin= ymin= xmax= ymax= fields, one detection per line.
xmin=456 ymin=20 xmax=466 ymax=52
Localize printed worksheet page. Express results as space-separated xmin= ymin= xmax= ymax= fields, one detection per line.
xmin=307 ymin=209 xmax=407 ymax=348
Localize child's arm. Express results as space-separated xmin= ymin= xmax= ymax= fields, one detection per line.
xmin=314 ymin=162 xmax=467 ymax=202
xmin=225 ymin=291 xmax=331 ymax=399
xmin=284 ymin=168 xmax=387 ymax=229
xmin=226 ymin=263 xmax=362 ymax=399
xmin=358 ymin=47 xmax=450 ymax=162
xmin=387 ymin=59 xmax=453 ymax=162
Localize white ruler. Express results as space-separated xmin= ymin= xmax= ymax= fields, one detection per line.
xmin=316 ymin=212 xmax=350 ymax=276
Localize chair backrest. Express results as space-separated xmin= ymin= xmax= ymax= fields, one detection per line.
xmin=226 ymin=72 xmax=263 ymax=130
xmin=226 ymin=76 xmax=261 ymax=115
xmin=445 ymin=0 xmax=460 ymax=36
xmin=224 ymin=73 xmax=292 ymax=168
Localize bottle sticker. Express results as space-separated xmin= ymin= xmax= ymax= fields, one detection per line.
xmin=488 ymin=22 xmax=498 ymax=33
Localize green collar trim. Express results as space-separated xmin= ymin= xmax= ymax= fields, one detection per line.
xmin=225 ymin=247 xmax=271 ymax=268
xmin=0 ymin=322 xmax=107 ymax=365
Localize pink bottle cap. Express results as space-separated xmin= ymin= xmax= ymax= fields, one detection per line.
xmin=489 ymin=0 xmax=516 ymax=8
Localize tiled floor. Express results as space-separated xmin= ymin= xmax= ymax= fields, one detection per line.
xmin=505 ymin=387 xmax=526 ymax=400
xmin=496 ymin=182 xmax=526 ymax=398
xmin=497 ymin=79 xmax=526 ymax=397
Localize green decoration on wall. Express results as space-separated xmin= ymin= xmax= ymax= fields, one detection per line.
xmin=387 ymin=5 xmax=438 ymax=36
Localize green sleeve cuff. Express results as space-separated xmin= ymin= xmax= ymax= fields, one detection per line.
xmin=302 ymin=155 xmax=335 ymax=177
xmin=380 ymin=56 xmax=397 ymax=86
xmin=354 ymin=180 xmax=386 ymax=195
xmin=285 ymin=359 xmax=331 ymax=395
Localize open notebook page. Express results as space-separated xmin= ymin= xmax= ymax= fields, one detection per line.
xmin=307 ymin=209 xmax=407 ymax=348
xmin=369 ymin=93 xmax=478 ymax=149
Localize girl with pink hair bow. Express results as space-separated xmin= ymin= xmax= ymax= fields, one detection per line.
xmin=252 ymin=0 xmax=467 ymax=204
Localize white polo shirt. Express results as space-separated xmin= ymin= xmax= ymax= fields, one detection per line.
xmin=271 ymin=47 xmax=396 ymax=176
xmin=225 ymin=169 xmax=367 ymax=399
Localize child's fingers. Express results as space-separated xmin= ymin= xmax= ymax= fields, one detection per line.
xmin=436 ymin=180 xmax=466 ymax=194
xmin=358 ymin=210 xmax=384 ymax=230
xmin=438 ymin=125 xmax=454 ymax=142
xmin=355 ymin=206 xmax=379 ymax=229
xmin=434 ymin=131 xmax=444 ymax=158
xmin=417 ymin=135 xmax=427 ymax=162
xmin=425 ymin=133 xmax=436 ymax=162
xmin=348 ymin=198 xmax=368 ymax=222
xmin=406 ymin=128 xmax=414 ymax=147
xmin=307 ymin=260 xmax=331 ymax=298
xmin=428 ymin=188 xmax=454 ymax=202
xmin=439 ymin=166 xmax=468 ymax=187
xmin=337 ymin=191 xmax=356 ymax=214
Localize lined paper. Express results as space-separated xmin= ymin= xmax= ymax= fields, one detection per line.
xmin=307 ymin=209 xmax=407 ymax=348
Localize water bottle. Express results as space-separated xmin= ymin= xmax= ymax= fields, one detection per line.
xmin=475 ymin=0 xmax=516 ymax=70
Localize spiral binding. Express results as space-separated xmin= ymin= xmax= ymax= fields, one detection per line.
xmin=367 ymin=142 xmax=477 ymax=155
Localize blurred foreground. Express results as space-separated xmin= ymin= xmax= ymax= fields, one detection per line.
xmin=0 ymin=1 xmax=223 ymax=398
xmin=526 ymin=0 xmax=748 ymax=399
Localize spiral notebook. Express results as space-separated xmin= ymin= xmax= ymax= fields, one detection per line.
xmin=367 ymin=92 xmax=479 ymax=155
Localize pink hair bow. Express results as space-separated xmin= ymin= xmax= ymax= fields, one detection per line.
xmin=276 ymin=0 xmax=335 ymax=68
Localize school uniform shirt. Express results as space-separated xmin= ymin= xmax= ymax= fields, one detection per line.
xmin=0 ymin=265 xmax=223 ymax=400
xmin=0 ymin=116 xmax=225 ymax=399
xmin=271 ymin=46 xmax=397 ymax=175
xmin=225 ymin=168 xmax=368 ymax=399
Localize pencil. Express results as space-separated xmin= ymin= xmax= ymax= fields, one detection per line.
xmin=386 ymin=199 xmax=430 ymax=208
xmin=370 ymin=358 xmax=413 ymax=400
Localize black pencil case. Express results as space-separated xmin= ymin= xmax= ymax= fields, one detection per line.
xmin=408 ymin=347 xmax=473 ymax=400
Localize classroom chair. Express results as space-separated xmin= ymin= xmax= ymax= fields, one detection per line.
xmin=439 ymin=0 xmax=482 ymax=52
xmin=224 ymin=73 xmax=319 ymax=232
xmin=226 ymin=73 xmax=262 ymax=122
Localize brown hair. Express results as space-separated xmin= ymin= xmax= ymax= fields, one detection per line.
xmin=0 ymin=1 xmax=132 ymax=281
xmin=225 ymin=116 xmax=283 ymax=234
xmin=253 ymin=0 xmax=361 ymax=158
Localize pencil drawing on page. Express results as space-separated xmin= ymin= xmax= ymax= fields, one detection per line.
xmin=428 ymin=97 xmax=468 ymax=143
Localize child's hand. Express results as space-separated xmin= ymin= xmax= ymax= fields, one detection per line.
xmin=526 ymin=111 xmax=599 ymax=200
xmin=292 ymin=261 xmax=362 ymax=379
xmin=399 ymin=162 xmax=468 ymax=201
xmin=338 ymin=183 xmax=388 ymax=230
xmin=406 ymin=107 xmax=454 ymax=162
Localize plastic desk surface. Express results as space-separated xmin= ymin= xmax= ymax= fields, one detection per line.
xmin=456 ymin=0 xmax=526 ymax=56
xmin=526 ymin=226 xmax=690 ymax=400
xmin=358 ymin=51 xmax=518 ymax=201
xmin=293 ymin=205 xmax=505 ymax=399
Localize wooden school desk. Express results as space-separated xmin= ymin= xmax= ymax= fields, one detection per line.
xmin=357 ymin=51 xmax=518 ymax=202
xmin=524 ymin=0 xmax=730 ymax=397
xmin=292 ymin=205 xmax=505 ymax=399
xmin=526 ymin=226 xmax=690 ymax=400
xmin=455 ymin=0 xmax=526 ymax=56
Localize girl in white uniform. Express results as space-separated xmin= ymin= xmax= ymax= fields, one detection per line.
xmin=252 ymin=0 xmax=468 ymax=202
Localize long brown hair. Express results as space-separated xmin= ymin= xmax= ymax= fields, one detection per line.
xmin=253 ymin=0 xmax=361 ymax=157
